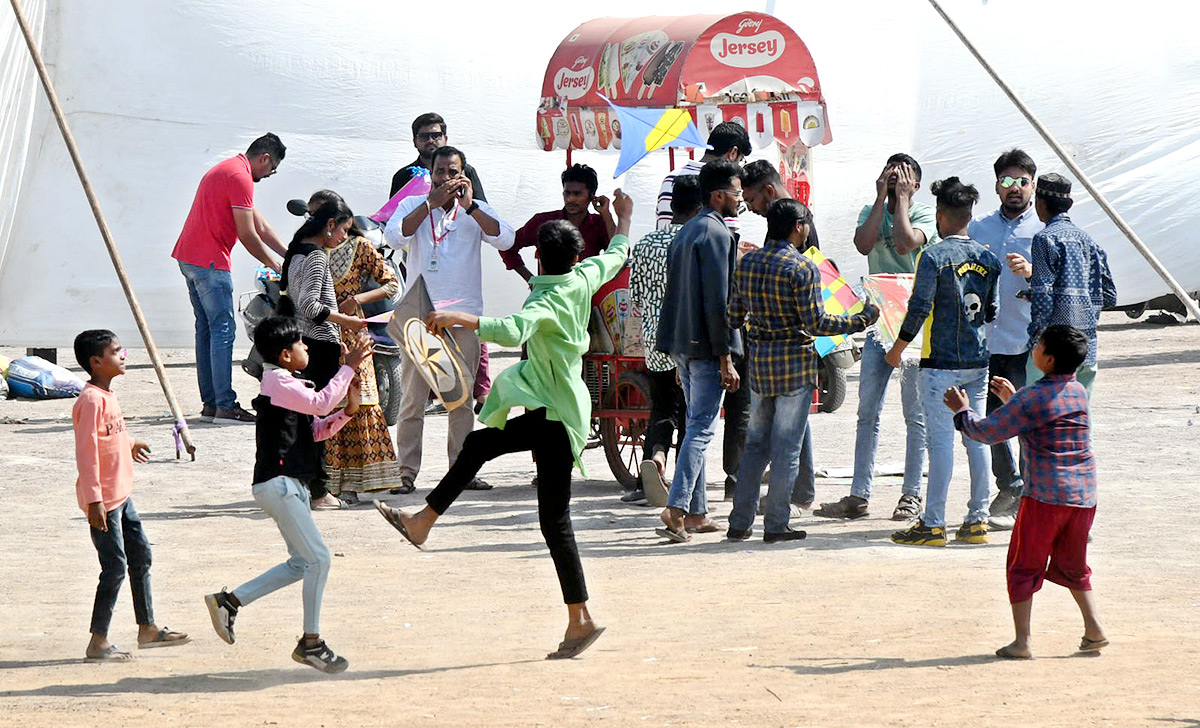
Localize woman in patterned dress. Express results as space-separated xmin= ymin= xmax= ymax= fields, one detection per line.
xmin=307 ymin=190 xmax=402 ymax=502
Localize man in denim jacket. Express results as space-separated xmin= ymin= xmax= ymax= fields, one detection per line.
xmin=885 ymin=178 xmax=1001 ymax=547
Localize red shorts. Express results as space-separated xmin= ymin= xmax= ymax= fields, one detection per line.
xmin=1006 ymin=497 xmax=1096 ymax=604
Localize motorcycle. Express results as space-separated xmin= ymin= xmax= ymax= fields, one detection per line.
xmin=237 ymin=202 xmax=406 ymax=426
xmin=816 ymin=336 xmax=858 ymax=413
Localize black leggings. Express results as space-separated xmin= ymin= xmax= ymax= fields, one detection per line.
xmin=426 ymin=408 xmax=587 ymax=605
xmin=300 ymin=337 xmax=342 ymax=500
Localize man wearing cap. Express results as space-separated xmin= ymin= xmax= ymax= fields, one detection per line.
xmin=1026 ymin=173 xmax=1116 ymax=395
xmin=968 ymin=149 xmax=1045 ymax=528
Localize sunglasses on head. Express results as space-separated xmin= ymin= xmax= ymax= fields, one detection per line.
xmin=999 ymin=175 xmax=1032 ymax=189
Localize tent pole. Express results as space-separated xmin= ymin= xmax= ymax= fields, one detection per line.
xmin=925 ymin=0 xmax=1200 ymax=323
xmin=8 ymin=0 xmax=197 ymax=459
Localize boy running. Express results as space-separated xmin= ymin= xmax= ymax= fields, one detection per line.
xmin=205 ymin=317 xmax=370 ymax=673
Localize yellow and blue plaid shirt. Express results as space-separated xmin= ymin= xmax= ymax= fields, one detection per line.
xmin=728 ymin=239 xmax=875 ymax=396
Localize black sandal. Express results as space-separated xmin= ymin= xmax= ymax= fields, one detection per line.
xmin=389 ymin=478 xmax=416 ymax=495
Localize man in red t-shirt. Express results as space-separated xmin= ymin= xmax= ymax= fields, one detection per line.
xmin=172 ymin=133 xmax=288 ymax=424
xmin=501 ymin=163 xmax=614 ymax=282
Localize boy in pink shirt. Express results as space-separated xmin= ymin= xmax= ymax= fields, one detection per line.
xmin=73 ymin=330 xmax=191 ymax=662
xmin=204 ymin=316 xmax=371 ymax=674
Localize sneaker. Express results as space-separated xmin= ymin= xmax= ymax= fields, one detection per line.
xmin=955 ymin=520 xmax=990 ymax=544
xmin=891 ymin=494 xmax=922 ymax=521
xmin=814 ymin=494 xmax=869 ymax=520
xmin=989 ymin=488 xmax=1020 ymax=518
xmin=204 ymin=589 xmax=238 ymax=644
xmin=212 ymin=403 xmax=256 ymax=425
xmin=891 ymin=520 xmax=947 ymax=547
xmin=200 ymin=403 xmax=216 ymax=422
xmin=291 ymin=638 xmax=349 ymax=674
xmin=620 ymin=488 xmax=648 ymax=504
xmin=988 ymin=514 xmax=1017 ymax=531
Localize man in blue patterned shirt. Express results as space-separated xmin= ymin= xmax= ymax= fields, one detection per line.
xmin=946 ymin=325 xmax=1106 ymax=659
xmin=724 ymin=199 xmax=878 ymax=542
xmin=1026 ymin=174 xmax=1116 ymax=395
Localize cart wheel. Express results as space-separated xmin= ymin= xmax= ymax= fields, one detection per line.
xmin=600 ymin=370 xmax=651 ymax=490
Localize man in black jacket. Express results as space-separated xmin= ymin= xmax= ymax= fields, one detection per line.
xmin=389 ymin=112 xmax=486 ymax=201
xmin=653 ymin=159 xmax=744 ymax=542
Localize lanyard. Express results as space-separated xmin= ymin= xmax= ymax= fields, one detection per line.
xmin=428 ymin=201 xmax=460 ymax=246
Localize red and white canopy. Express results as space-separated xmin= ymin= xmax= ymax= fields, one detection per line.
xmin=536 ymin=12 xmax=831 ymax=151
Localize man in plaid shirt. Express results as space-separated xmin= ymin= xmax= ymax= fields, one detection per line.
xmin=724 ymin=199 xmax=878 ymax=542
xmin=945 ymin=325 xmax=1107 ymax=659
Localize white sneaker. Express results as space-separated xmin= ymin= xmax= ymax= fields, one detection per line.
xmin=204 ymin=590 xmax=238 ymax=644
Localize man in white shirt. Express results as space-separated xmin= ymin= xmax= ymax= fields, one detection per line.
xmin=655 ymin=121 xmax=749 ymax=233
xmin=384 ymin=146 xmax=515 ymax=492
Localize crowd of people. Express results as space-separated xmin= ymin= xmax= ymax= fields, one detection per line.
xmin=69 ymin=114 xmax=1116 ymax=670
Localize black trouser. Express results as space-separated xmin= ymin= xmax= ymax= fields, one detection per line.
xmin=988 ymin=351 xmax=1028 ymax=494
xmin=300 ymin=336 xmax=342 ymax=500
xmin=89 ymin=498 xmax=154 ymax=636
xmin=643 ymin=368 xmax=686 ymax=464
xmin=722 ymin=354 xmax=751 ymax=492
xmin=426 ymin=408 xmax=587 ymax=604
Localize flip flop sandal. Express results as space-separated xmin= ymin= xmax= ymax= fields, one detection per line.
xmin=994 ymin=645 xmax=1033 ymax=660
xmin=138 ymin=628 xmax=192 ymax=649
xmin=375 ymin=500 xmax=425 ymax=550
xmin=312 ymin=497 xmax=348 ymax=511
xmin=389 ymin=480 xmax=417 ymax=495
xmin=685 ymin=520 xmax=721 ymax=534
xmin=85 ymin=644 xmax=133 ymax=662
xmin=546 ymin=626 xmax=606 ymax=660
xmin=639 ymin=461 xmax=668 ymax=507
xmin=1078 ymin=636 xmax=1109 ymax=652
xmin=654 ymin=526 xmax=691 ymax=543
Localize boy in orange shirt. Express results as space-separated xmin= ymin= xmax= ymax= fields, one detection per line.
xmin=73 ymin=330 xmax=190 ymax=662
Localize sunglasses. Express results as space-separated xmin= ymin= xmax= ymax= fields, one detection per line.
xmin=416 ymin=131 xmax=445 ymax=142
xmin=998 ymin=175 xmax=1032 ymax=189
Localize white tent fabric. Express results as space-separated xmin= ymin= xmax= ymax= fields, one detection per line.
xmin=1 ymin=0 xmax=1196 ymax=347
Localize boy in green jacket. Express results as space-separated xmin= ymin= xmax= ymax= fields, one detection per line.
xmin=377 ymin=189 xmax=634 ymax=660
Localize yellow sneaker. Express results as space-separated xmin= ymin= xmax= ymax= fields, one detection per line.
xmin=955 ymin=520 xmax=989 ymax=544
xmin=891 ymin=520 xmax=947 ymax=547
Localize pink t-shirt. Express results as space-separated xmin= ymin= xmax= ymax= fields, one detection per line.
xmin=73 ymin=383 xmax=134 ymax=514
xmin=172 ymin=154 xmax=255 ymax=271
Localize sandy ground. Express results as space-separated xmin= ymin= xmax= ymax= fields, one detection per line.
xmin=1 ymin=311 xmax=1198 ymax=727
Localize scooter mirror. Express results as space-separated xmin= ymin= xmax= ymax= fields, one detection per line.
xmin=286 ymin=199 xmax=309 ymax=217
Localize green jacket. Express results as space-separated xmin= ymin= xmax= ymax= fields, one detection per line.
xmin=476 ymin=234 xmax=631 ymax=473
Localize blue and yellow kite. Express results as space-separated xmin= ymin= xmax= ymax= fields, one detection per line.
xmin=605 ymin=98 xmax=711 ymax=178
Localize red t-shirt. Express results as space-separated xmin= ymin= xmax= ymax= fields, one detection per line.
xmin=501 ymin=209 xmax=610 ymax=271
xmin=172 ymin=154 xmax=255 ymax=271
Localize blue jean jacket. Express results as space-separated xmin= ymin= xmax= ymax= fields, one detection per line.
xmin=898 ymin=235 xmax=1001 ymax=370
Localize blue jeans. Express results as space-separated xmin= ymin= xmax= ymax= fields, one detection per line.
xmin=233 ymin=476 xmax=332 ymax=634
xmin=89 ymin=497 xmax=154 ymax=636
xmin=728 ymin=386 xmax=815 ymax=534
xmin=919 ymin=367 xmax=991 ymax=529
xmin=179 ymin=261 xmax=236 ymax=409
xmin=851 ymin=336 xmax=925 ymax=500
xmin=666 ymin=355 xmax=722 ymax=515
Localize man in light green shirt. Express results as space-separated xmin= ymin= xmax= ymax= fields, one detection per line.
xmin=817 ymin=153 xmax=939 ymax=521
xmin=376 ymin=190 xmax=635 ymax=662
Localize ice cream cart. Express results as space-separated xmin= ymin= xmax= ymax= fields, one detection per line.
xmin=537 ymin=11 xmax=833 ymax=489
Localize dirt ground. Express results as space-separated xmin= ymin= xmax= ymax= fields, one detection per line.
xmin=1 ymin=311 xmax=1197 ymax=727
